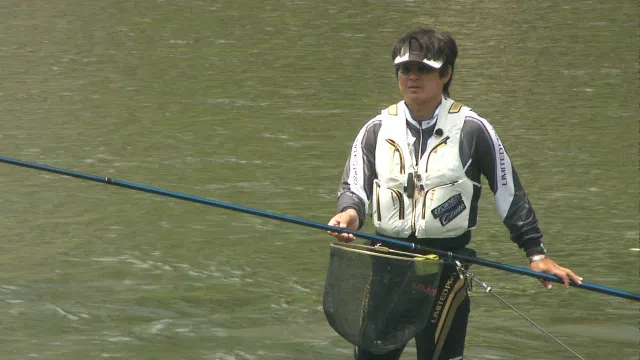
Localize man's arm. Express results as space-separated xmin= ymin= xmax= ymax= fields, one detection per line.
xmin=463 ymin=114 xmax=544 ymax=253
xmin=335 ymin=118 xmax=382 ymax=229
xmin=462 ymin=113 xmax=582 ymax=289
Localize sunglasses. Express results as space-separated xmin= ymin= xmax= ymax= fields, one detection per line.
xmin=396 ymin=63 xmax=438 ymax=75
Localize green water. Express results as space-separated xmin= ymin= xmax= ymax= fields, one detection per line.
xmin=1 ymin=1 xmax=637 ymax=359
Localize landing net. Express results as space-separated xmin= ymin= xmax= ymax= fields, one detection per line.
xmin=323 ymin=242 xmax=443 ymax=354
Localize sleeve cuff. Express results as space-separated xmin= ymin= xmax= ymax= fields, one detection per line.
xmin=520 ymin=238 xmax=543 ymax=253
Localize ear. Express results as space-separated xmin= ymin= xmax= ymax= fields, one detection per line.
xmin=441 ymin=65 xmax=452 ymax=83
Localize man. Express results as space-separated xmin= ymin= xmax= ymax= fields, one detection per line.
xmin=327 ymin=27 xmax=582 ymax=360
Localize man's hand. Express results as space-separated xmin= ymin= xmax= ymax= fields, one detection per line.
xmin=327 ymin=209 xmax=360 ymax=242
xmin=530 ymin=257 xmax=583 ymax=289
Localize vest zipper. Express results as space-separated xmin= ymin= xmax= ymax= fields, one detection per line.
xmin=424 ymin=136 xmax=450 ymax=173
xmin=389 ymin=189 xmax=405 ymax=219
xmin=417 ymin=135 xmax=451 ymax=228
xmin=411 ymin=128 xmax=423 ymax=234
xmin=375 ymin=182 xmax=381 ymax=222
xmin=385 ymin=139 xmax=406 ymax=174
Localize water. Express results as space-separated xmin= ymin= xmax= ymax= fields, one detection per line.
xmin=1 ymin=1 xmax=637 ymax=359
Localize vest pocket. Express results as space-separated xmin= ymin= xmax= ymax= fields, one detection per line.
xmin=372 ymin=179 xmax=411 ymax=237
xmin=416 ymin=181 xmax=471 ymax=238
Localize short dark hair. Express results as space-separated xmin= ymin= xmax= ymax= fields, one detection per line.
xmin=391 ymin=28 xmax=458 ymax=97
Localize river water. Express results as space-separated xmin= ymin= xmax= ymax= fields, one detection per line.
xmin=1 ymin=1 xmax=637 ymax=359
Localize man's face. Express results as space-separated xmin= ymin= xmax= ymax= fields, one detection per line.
xmin=396 ymin=61 xmax=448 ymax=105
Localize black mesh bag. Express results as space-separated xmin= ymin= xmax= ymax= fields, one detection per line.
xmin=323 ymin=242 xmax=443 ymax=354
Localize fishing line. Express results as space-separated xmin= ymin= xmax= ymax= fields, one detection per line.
xmin=455 ymin=262 xmax=585 ymax=360
xmin=1 ymin=155 xmax=638 ymax=302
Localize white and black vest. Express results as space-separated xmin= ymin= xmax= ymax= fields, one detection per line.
xmin=372 ymin=98 xmax=476 ymax=238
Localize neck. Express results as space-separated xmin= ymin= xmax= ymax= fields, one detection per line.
xmin=405 ymin=97 xmax=442 ymax=120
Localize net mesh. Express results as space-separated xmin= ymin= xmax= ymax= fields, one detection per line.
xmin=323 ymin=242 xmax=443 ymax=354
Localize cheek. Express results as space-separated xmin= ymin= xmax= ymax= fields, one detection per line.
xmin=398 ymin=78 xmax=408 ymax=91
xmin=426 ymin=76 xmax=442 ymax=91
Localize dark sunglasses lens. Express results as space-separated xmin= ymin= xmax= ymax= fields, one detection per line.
xmin=397 ymin=64 xmax=435 ymax=75
xmin=420 ymin=65 xmax=435 ymax=73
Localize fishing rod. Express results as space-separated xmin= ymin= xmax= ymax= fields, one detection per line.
xmin=1 ymin=156 xmax=638 ymax=302
xmin=455 ymin=261 xmax=585 ymax=359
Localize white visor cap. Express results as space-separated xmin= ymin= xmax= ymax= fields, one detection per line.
xmin=393 ymin=44 xmax=444 ymax=69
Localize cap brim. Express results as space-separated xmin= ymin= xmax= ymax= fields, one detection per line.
xmin=393 ymin=53 xmax=443 ymax=69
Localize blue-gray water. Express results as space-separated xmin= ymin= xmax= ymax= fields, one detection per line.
xmin=1 ymin=1 xmax=637 ymax=359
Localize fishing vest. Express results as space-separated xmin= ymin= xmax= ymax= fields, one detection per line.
xmin=372 ymin=98 xmax=476 ymax=239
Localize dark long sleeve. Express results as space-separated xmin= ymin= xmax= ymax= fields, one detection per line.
xmin=460 ymin=115 xmax=543 ymax=251
xmin=336 ymin=118 xmax=382 ymax=229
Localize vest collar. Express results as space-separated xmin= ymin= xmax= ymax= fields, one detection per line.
xmin=401 ymin=97 xmax=444 ymax=129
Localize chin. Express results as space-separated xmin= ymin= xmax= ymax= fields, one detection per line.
xmin=405 ymin=94 xmax=428 ymax=103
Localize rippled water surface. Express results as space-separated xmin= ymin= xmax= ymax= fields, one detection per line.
xmin=1 ymin=1 xmax=637 ymax=359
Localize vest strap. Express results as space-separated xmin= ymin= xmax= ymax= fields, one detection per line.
xmin=448 ymin=102 xmax=463 ymax=114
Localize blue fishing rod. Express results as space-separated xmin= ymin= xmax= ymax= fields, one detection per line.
xmin=1 ymin=156 xmax=638 ymax=302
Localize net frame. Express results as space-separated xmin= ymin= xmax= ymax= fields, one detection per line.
xmin=323 ymin=242 xmax=443 ymax=354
